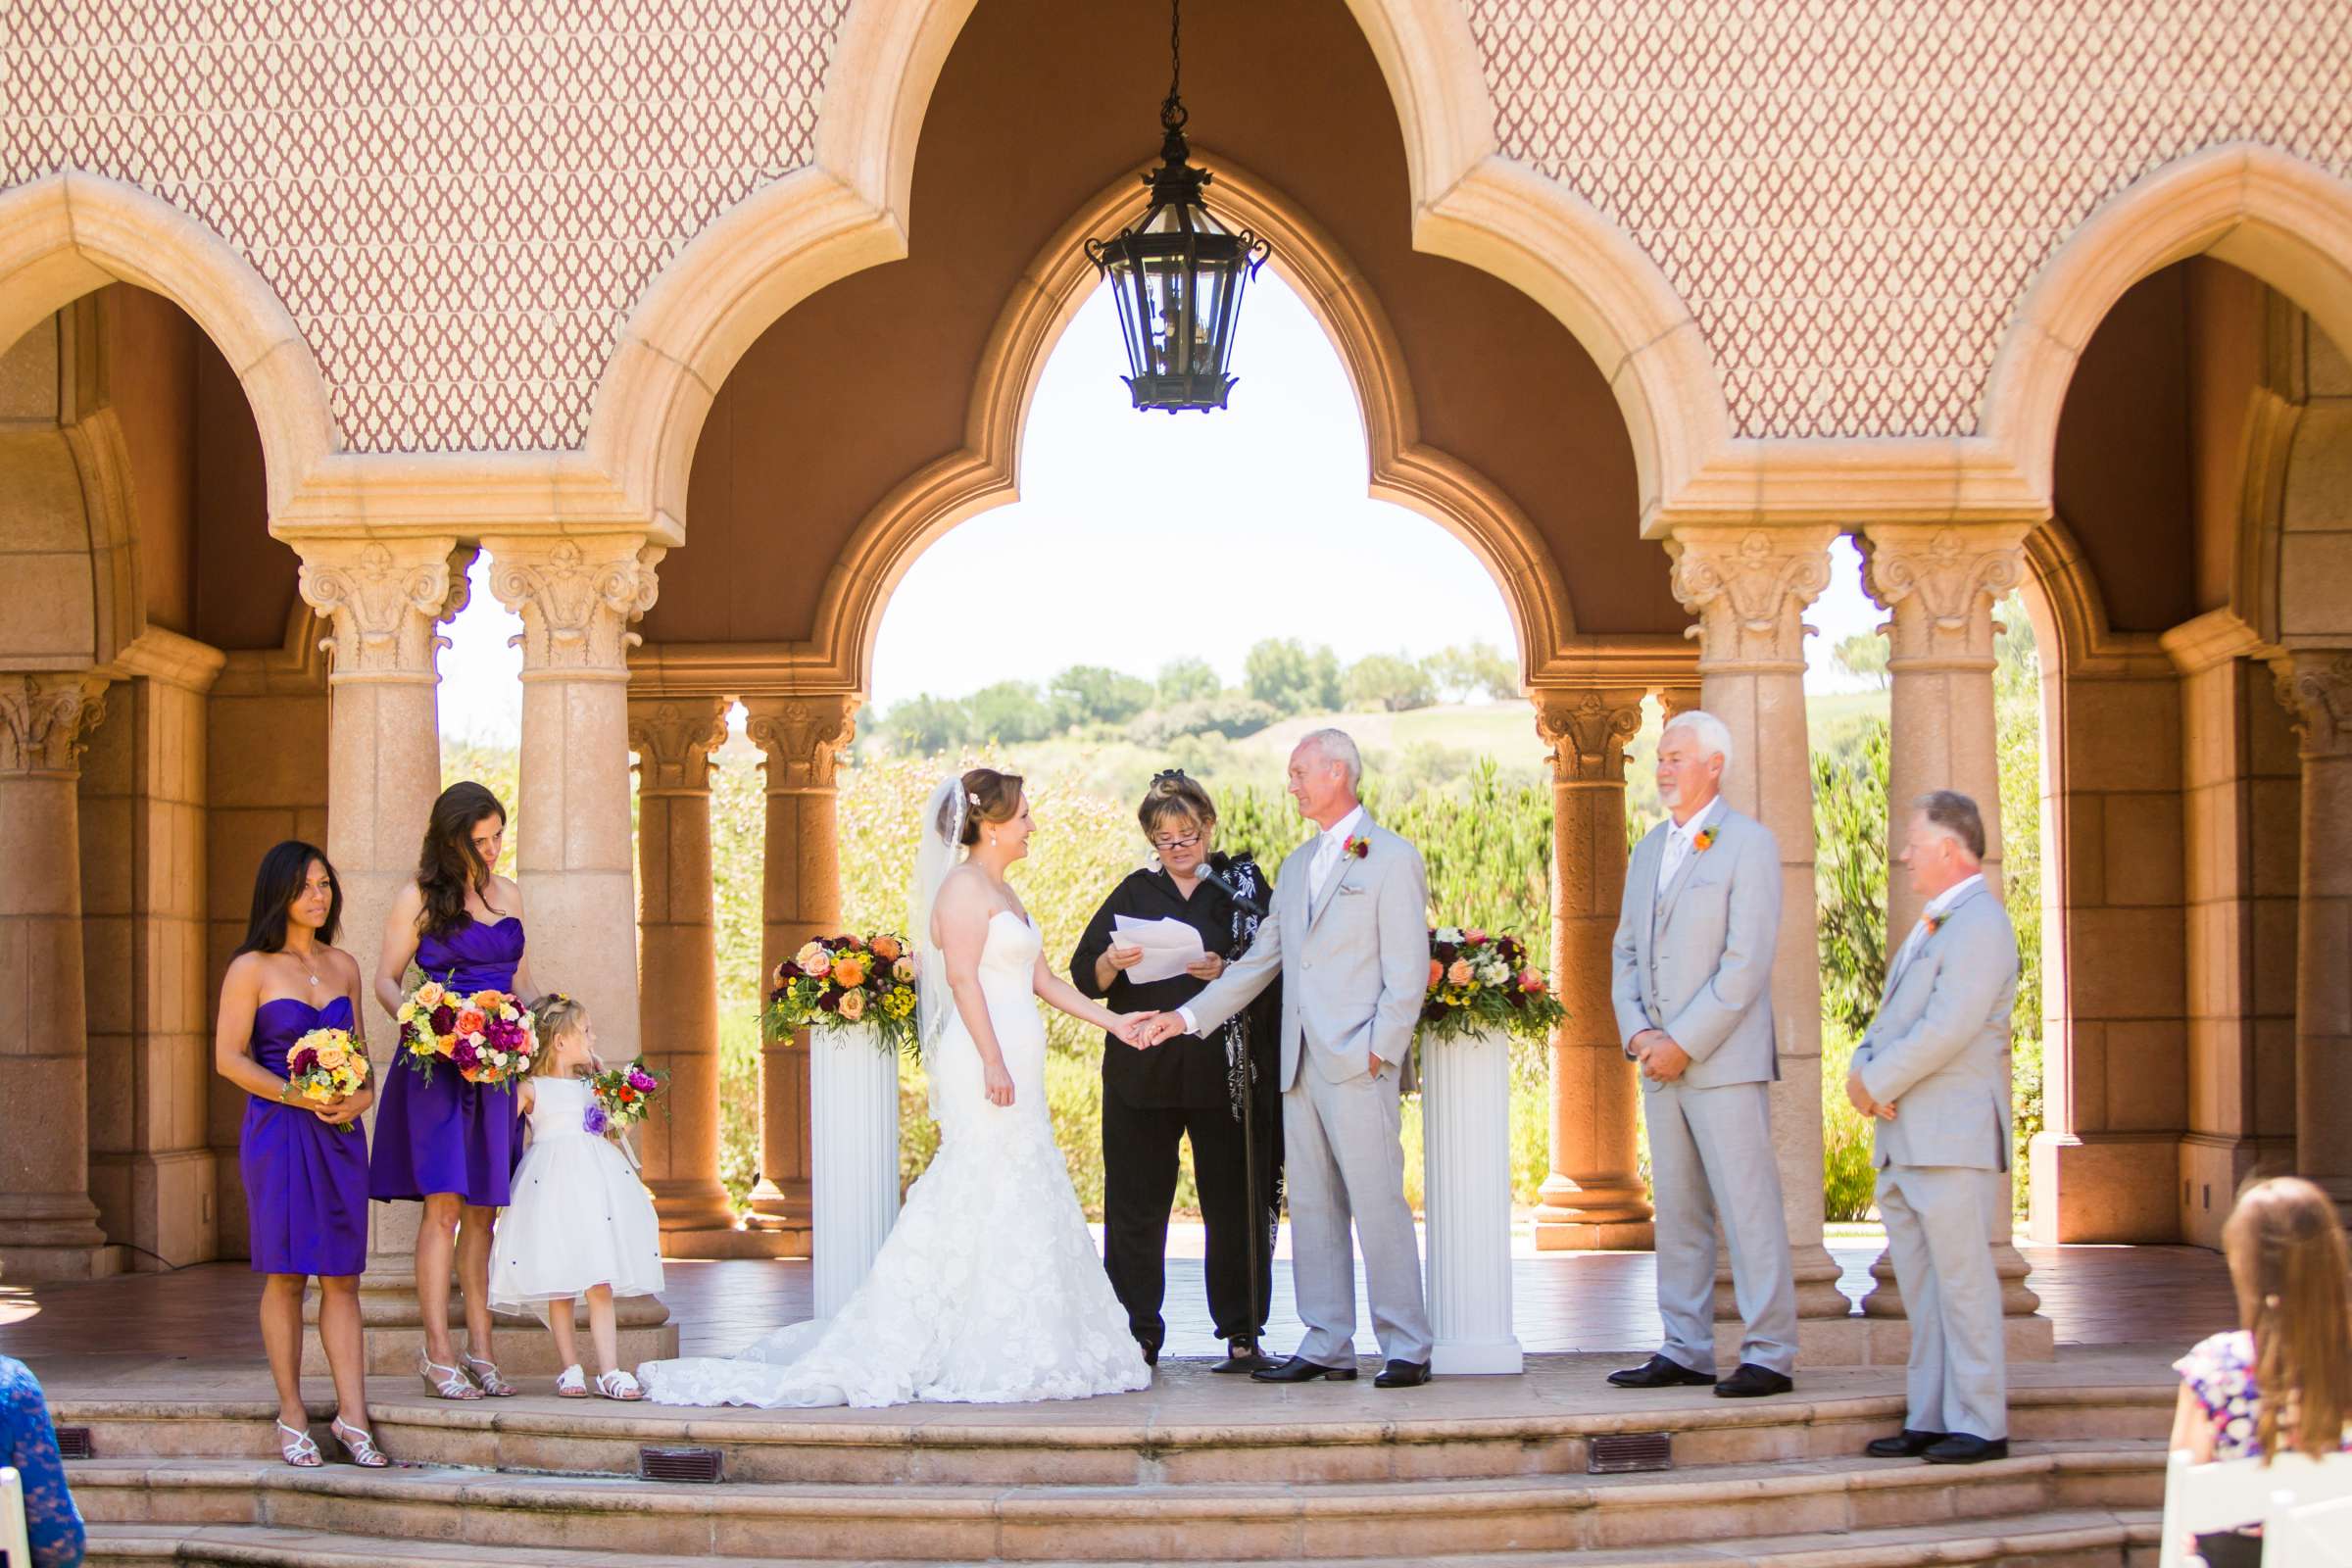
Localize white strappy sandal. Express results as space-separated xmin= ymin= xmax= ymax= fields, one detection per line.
xmin=420 ymin=1352 xmax=483 ymax=1400
xmin=330 ymin=1416 xmax=389 ymax=1468
xmin=276 ymin=1418 xmax=323 ymax=1468
xmin=595 ymin=1368 xmax=644 ymax=1401
xmin=554 ymin=1364 xmax=588 ymax=1398
xmin=463 ymin=1352 xmax=517 ymax=1397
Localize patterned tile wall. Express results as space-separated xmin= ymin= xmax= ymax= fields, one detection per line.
xmin=1472 ymin=0 xmax=2352 ymax=438
xmin=1 ymin=1 xmax=845 ymax=451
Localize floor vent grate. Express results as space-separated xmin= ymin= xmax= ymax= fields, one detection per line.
xmin=54 ymin=1427 xmax=93 ymax=1460
xmin=1588 ymin=1431 xmax=1672 ymax=1473
xmin=640 ymin=1446 xmax=724 ymax=1483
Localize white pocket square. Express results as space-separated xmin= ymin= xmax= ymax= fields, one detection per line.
xmin=1337 ymin=885 xmax=1365 ymax=896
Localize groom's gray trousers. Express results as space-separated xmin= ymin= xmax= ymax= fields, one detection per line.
xmin=1286 ymin=1060 xmax=1433 ymax=1366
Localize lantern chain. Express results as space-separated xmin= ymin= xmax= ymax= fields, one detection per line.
xmin=1161 ymin=0 xmax=1186 ymax=133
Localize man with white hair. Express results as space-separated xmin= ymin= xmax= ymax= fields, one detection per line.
xmin=1145 ymin=728 xmax=1435 ymax=1387
xmin=1607 ymin=709 xmax=1798 ymax=1397
xmin=1851 ymin=790 xmax=2018 ymax=1465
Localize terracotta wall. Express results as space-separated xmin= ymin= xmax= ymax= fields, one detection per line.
xmin=104 ymin=285 xmax=198 ymax=635
xmin=646 ymin=0 xmax=1678 ymax=651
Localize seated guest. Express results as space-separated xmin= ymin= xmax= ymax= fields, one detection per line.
xmin=2170 ymin=1174 xmax=2352 ymax=1568
xmin=1070 ymin=769 xmax=1282 ymax=1372
xmin=2 ymin=1352 xmax=85 ymax=1567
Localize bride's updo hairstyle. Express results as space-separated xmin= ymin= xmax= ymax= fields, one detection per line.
xmin=1138 ymin=769 xmax=1217 ymax=843
xmin=946 ymin=767 xmax=1024 ymax=846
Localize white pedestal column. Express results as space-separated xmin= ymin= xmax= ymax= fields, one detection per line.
xmin=809 ymin=1021 xmax=903 ymax=1319
xmin=1422 ymin=1026 xmax=1523 ymax=1374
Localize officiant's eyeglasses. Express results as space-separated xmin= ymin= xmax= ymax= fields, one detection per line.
xmin=1151 ymin=831 xmax=1202 ymax=852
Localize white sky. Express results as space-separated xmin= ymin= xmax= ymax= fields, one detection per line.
xmin=434 ymin=276 xmax=1881 ymax=741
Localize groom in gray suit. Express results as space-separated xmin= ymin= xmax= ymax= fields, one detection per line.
xmin=1608 ymin=710 xmax=1798 ymax=1398
xmin=1146 ymin=728 xmax=1436 ymax=1387
xmin=1852 ymin=790 xmax=2019 ymax=1466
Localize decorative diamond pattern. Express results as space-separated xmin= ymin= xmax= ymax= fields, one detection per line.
xmin=0 ymin=1 xmax=846 ymax=452
xmin=1471 ymin=0 xmax=2352 ymax=438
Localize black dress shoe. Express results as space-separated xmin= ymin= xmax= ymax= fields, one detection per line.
xmin=1923 ymin=1435 xmax=2008 ymax=1465
xmin=1136 ymin=1340 xmax=1160 ymax=1368
xmin=1250 ymin=1353 xmax=1357 ymax=1383
xmin=1606 ymin=1354 xmax=1718 ymax=1390
xmin=1865 ymin=1429 xmax=1949 ymax=1459
xmin=1373 ymin=1359 xmax=1431 ymax=1389
xmin=1210 ymin=1340 xmax=1273 ymax=1375
xmin=1712 ymin=1363 xmax=1795 ymax=1398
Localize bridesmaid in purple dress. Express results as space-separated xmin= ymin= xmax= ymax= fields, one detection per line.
xmin=368 ymin=781 xmax=539 ymax=1400
xmin=214 ymin=841 xmax=386 ymax=1469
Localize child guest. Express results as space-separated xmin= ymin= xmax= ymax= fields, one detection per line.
xmin=488 ymin=994 xmax=665 ymax=1398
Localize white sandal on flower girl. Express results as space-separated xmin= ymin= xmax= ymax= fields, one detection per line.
xmin=555 ymin=1364 xmax=588 ymax=1398
xmin=595 ymin=1368 xmax=645 ymax=1401
xmin=276 ymin=1418 xmax=323 ymax=1468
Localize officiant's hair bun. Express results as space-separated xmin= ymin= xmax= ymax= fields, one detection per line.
xmin=1139 ymin=771 xmax=1217 ymax=839
xmin=950 ymin=768 xmax=1023 ymax=845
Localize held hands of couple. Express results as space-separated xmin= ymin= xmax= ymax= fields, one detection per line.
xmin=1110 ymin=1012 xmax=1165 ymax=1050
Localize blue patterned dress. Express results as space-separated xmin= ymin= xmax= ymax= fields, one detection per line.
xmin=2 ymin=1354 xmax=85 ymax=1567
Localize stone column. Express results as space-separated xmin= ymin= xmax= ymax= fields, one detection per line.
xmin=1859 ymin=524 xmax=2048 ymax=1358
xmin=1530 ymin=688 xmax=1653 ymax=1250
xmin=627 ymin=694 xmax=740 ymax=1248
xmin=483 ymin=533 xmax=676 ymax=1369
xmin=295 ymin=538 xmax=469 ymax=1362
xmin=2270 ymin=651 xmax=2352 ymax=1222
xmin=743 ymin=694 xmax=859 ymax=1244
xmin=1666 ymin=526 xmax=1858 ymax=1360
xmin=0 ymin=672 xmax=118 ymax=1280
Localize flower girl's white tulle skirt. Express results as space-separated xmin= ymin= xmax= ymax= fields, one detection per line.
xmin=488 ymin=1080 xmax=665 ymax=1321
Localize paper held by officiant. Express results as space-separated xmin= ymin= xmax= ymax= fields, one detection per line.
xmin=1111 ymin=914 xmax=1208 ymax=985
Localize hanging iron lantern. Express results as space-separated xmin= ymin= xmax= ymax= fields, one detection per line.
xmin=1084 ymin=0 xmax=1271 ymax=413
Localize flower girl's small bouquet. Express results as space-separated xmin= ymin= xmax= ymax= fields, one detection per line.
xmin=285 ymin=1027 xmax=370 ymax=1132
xmin=586 ymin=1061 xmax=665 ymax=1137
xmin=1417 ymin=925 xmax=1566 ymax=1045
xmin=766 ymin=931 xmax=921 ymax=1056
xmin=395 ymin=979 xmax=537 ymax=1086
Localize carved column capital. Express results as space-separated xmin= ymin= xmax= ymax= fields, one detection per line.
xmin=1667 ymin=526 xmax=1837 ymax=671
xmin=2271 ymin=650 xmax=2352 ymax=759
xmin=1860 ymin=524 xmax=2028 ymax=668
xmin=1659 ymin=686 xmax=1704 ymax=722
xmin=296 ymin=539 xmax=474 ymax=681
xmin=744 ymin=694 xmax=860 ymax=794
xmin=0 ymin=671 xmax=109 ymax=776
xmin=485 ymin=536 xmax=663 ymax=675
xmin=1534 ymin=688 xmax=1646 ymax=784
xmin=627 ymin=696 xmax=729 ymax=795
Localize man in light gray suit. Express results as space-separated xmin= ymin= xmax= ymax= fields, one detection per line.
xmin=1144 ymin=728 xmax=1435 ymax=1387
xmin=1608 ymin=710 xmax=1798 ymax=1398
xmin=1851 ymin=790 xmax=2019 ymax=1465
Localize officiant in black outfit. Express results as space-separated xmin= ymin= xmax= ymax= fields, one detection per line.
xmin=1071 ymin=770 xmax=1283 ymax=1373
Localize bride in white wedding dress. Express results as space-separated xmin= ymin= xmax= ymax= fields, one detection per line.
xmin=637 ymin=769 xmax=1156 ymax=1408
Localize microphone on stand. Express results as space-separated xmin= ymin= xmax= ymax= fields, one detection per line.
xmin=1195 ymin=859 xmax=1266 ymax=918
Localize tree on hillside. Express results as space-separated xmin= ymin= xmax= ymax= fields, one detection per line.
xmin=1127 ymin=694 xmax=1279 ymax=747
xmin=882 ymin=694 xmax=968 ymax=755
xmin=1832 ymin=632 xmax=1889 ymax=689
xmin=1345 ymin=652 xmax=1437 ymax=711
xmin=1155 ymin=656 xmax=1221 ymax=705
xmin=1424 ymin=641 xmax=1518 ymax=703
xmin=964 ymin=680 xmax=1054 ymax=743
xmin=1050 ymin=664 xmax=1153 ymax=729
xmin=1245 ymin=637 xmax=1343 ymax=714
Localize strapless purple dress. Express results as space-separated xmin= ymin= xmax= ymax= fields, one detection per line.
xmin=241 ymin=994 xmax=369 ymax=1276
xmin=368 ymin=916 xmax=527 ymax=1207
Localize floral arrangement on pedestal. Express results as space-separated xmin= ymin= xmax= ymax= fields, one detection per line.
xmin=394 ymin=980 xmax=538 ymax=1085
xmin=1417 ymin=925 xmax=1564 ymax=1045
xmin=286 ymin=1027 xmax=370 ymax=1132
xmin=767 ymin=932 xmax=921 ymax=1056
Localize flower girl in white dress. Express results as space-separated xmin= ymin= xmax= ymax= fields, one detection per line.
xmin=489 ymin=994 xmax=664 ymax=1399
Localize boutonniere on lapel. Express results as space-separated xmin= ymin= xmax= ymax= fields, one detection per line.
xmin=1925 ymin=912 xmax=1945 ymax=937
xmin=1343 ymin=835 xmax=1370 ymax=860
xmin=1690 ymin=826 xmax=1717 ymax=854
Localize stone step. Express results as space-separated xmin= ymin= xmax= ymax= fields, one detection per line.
xmin=84 ymin=1507 xmax=2163 ymax=1568
xmin=67 ymin=1442 xmax=2169 ymax=1562
xmin=47 ymin=1379 xmax=2175 ymax=1487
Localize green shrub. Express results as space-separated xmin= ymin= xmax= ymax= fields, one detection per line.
xmin=1820 ymin=1021 xmax=1880 ymax=1223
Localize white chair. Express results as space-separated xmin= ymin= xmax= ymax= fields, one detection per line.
xmin=2262 ymin=1487 xmax=2352 ymax=1568
xmin=2158 ymin=1449 xmax=2352 ymax=1568
xmin=0 ymin=1465 xmax=29 ymax=1568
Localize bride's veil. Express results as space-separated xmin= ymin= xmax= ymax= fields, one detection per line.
xmin=909 ymin=775 xmax=967 ymax=1102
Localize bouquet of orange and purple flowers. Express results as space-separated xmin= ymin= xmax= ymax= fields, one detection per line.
xmin=1417 ymin=926 xmax=1566 ymax=1046
xmin=394 ymin=978 xmax=537 ymax=1086
xmin=285 ymin=1027 xmax=370 ymax=1132
xmin=586 ymin=1060 xmax=665 ymax=1135
xmin=766 ymin=931 xmax=921 ymax=1056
